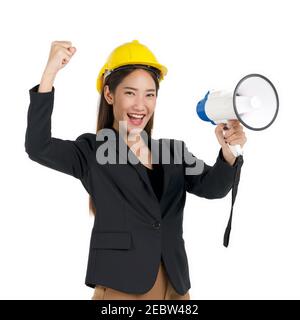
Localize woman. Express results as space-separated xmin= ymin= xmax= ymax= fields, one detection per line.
xmin=25 ymin=39 xmax=246 ymax=300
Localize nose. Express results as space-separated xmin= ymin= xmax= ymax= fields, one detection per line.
xmin=132 ymin=94 xmax=147 ymax=111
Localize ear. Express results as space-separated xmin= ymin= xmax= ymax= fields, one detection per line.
xmin=103 ymin=85 xmax=114 ymax=105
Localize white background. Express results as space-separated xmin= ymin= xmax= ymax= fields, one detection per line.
xmin=0 ymin=0 xmax=298 ymax=299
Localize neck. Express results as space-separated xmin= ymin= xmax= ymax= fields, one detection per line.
xmin=112 ymin=123 xmax=147 ymax=148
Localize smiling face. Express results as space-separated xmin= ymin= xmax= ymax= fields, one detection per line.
xmin=103 ymin=68 xmax=157 ymax=136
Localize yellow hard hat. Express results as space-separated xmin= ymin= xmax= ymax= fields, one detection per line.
xmin=96 ymin=40 xmax=168 ymax=93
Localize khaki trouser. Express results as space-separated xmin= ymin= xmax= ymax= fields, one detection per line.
xmin=92 ymin=261 xmax=190 ymax=300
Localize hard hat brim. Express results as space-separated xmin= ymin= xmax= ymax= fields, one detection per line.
xmin=97 ymin=62 xmax=168 ymax=93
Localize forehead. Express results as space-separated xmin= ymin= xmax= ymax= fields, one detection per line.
xmin=121 ymin=69 xmax=156 ymax=87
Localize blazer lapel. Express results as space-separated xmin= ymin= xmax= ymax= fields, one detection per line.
xmin=103 ymin=128 xmax=172 ymax=203
xmin=158 ymin=140 xmax=172 ymax=203
xmin=105 ymin=128 xmax=157 ymax=200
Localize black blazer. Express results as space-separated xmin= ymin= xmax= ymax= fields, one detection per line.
xmin=25 ymin=84 xmax=243 ymax=295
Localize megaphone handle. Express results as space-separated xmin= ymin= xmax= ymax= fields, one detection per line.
xmin=223 ymin=121 xmax=244 ymax=157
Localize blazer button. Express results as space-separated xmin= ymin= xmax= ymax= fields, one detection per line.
xmin=152 ymin=221 xmax=161 ymax=229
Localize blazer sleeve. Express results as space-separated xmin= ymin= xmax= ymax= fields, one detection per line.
xmin=182 ymin=140 xmax=243 ymax=199
xmin=25 ymin=84 xmax=95 ymax=180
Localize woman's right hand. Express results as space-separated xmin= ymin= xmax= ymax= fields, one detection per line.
xmin=38 ymin=41 xmax=76 ymax=92
xmin=43 ymin=40 xmax=76 ymax=76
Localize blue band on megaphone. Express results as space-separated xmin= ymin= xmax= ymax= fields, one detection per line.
xmin=196 ymin=91 xmax=216 ymax=125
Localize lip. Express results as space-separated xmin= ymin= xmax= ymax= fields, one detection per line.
xmin=127 ymin=113 xmax=146 ymax=119
xmin=126 ymin=113 xmax=146 ymax=126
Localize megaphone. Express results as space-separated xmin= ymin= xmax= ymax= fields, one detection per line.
xmin=196 ymin=73 xmax=279 ymax=248
xmin=196 ymin=73 xmax=279 ymax=157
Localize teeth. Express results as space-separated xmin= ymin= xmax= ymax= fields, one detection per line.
xmin=128 ymin=113 xmax=145 ymax=119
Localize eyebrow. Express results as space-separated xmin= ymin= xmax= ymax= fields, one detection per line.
xmin=122 ymin=86 xmax=156 ymax=92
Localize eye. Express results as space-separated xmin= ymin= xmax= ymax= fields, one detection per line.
xmin=125 ymin=91 xmax=134 ymax=95
xmin=147 ymin=93 xmax=155 ymax=97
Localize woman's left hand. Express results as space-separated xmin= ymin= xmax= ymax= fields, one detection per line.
xmin=215 ymin=119 xmax=247 ymax=166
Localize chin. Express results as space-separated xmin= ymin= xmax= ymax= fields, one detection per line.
xmin=127 ymin=125 xmax=144 ymax=134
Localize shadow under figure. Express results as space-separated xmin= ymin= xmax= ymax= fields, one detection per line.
xmin=91 ymin=261 xmax=191 ymax=300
